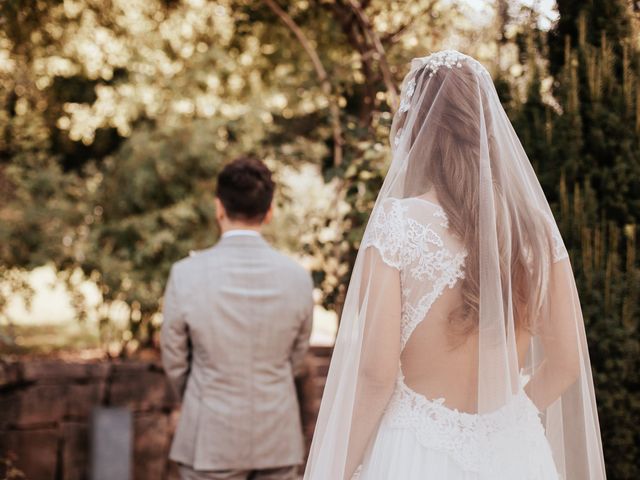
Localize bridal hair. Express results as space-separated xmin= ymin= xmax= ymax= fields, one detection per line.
xmin=216 ymin=156 xmax=275 ymax=223
xmin=403 ymin=63 xmax=553 ymax=336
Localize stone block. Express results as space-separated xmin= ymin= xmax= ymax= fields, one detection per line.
xmin=0 ymin=362 xmax=21 ymax=388
xmin=66 ymin=381 xmax=107 ymax=419
xmin=133 ymin=412 xmax=170 ymax=480
xmin=110 ymin=363 xmax=173 ymax=411
xmin=110 ymin=360 xmax=162 ymax=375
xmin=164 ymin=460 xmax=181 ymax=480
xmin=311 ymin=356 xmax=331 ymax=377
xmin=21 ymin=361 xmax=110 ymax=384
xmin=0 ymin=384 xmax=67 ymax=428
xmin=0 ymin=380 xmax=106 ymax=429
xmin=310 ymin=346 xmax=333 ymax=359
xmin=313 ymin=377 xmax=326 ymax=400
xmin=0 ymin=390 xmax=20 ymax=429
xmin=61 ymin=421 xmax=89 ymax=480
xmin=0 ymin=428 xmax=59 ymax=480
xmin=167 ymin=408 xmax=180 ymax=434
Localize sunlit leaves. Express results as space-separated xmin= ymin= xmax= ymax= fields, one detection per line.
xmin=0 ymin=0 xmax=485 ymax=346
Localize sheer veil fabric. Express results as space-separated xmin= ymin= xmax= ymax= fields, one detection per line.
xmin=304 ymin=51 xmax=606 ymax=479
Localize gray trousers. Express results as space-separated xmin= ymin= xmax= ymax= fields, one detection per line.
xmin=178 ymin=464 xmax=299 ymax=480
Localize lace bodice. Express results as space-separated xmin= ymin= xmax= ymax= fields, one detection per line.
xmin=361 ymin=197 xmax=569 ymax=350
xmin=361 ymin=197 xmax=467 ymax=349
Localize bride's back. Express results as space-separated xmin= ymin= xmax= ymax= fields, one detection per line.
xmin=401 ymin=283 xmax=479 ymax=412
xmin=388 ymin=195 xmax=537 ymax=413
xmin=371 ymin=195 xmax=508 ymax=413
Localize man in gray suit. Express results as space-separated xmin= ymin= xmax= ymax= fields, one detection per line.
xmin=161 ymin=157 xmax=314 ymax=480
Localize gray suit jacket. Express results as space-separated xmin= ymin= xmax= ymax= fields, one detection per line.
xmin=161 ymin=234 xmax=314 ymax=470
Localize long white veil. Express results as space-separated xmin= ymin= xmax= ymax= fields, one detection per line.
xmin=304 ymin=50 xmax=606 ymax=479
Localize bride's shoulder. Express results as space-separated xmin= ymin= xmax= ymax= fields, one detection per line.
xmin=368 ymin=197 xmax=452 ymax=240
xmin=370 ymin=197 xmax=406 ymax=218
xmin=376 ymin=196 xmax=442 ymax=212
xmin=401 ymin=197 xmax=450 ymax=227
xmin=373 ymin=197 xmax=449 ymax=225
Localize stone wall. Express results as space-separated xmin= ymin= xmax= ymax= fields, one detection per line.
xmin=0 ymin=346 xmax=332 ymax=480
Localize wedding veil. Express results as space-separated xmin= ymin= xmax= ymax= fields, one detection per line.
xmin=304 ymin=50 xmax=606 ymax=479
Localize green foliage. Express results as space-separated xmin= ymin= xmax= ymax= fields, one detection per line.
xmin=309 ymin=111 xmax=392 ymax=313
xmin=80 ymin=120 xmax=229 ymax=346
xmin=549 ymin=0 xmax=633 ymax=74
xmin=508 ymin=3 xmax=640 ymax=476
xmin=0 ymin=0 xmax=456 ymax=347
xmin=557 ymin=180 xmax=640 ymax=480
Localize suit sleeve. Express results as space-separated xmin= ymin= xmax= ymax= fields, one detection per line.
xmin=160 ymin=266 xmax=190 ymax=400
xmin=291 ymin=273 xmax=314 ymax=377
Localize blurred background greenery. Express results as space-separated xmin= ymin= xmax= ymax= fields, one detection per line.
xmin=0 ymin=0 xmax=639 ymax=477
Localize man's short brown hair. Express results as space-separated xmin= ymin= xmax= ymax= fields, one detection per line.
xmin=216 ymin=156 xmax=275 ymax=223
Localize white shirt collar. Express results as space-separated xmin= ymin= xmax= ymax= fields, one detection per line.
xmin=221 ymin=229 xmax=262 ymax=239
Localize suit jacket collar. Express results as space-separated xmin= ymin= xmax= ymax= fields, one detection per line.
xmin=216 ymin=234 xmax=270 ymax=249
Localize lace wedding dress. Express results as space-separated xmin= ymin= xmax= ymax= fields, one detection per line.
xmin=356 ymin=197 xmax=560 ymax=479
xmin=304 ymin=51 xmax=606 ymax=480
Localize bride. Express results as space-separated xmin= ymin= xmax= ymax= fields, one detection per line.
xmin=304 ymin=51 xmax=606 ymax=480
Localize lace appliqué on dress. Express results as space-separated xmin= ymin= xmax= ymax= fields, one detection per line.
xmin=361 ymin=198 xmax=467 ymax=349
xmin=361 ymin=199 xmax=463 ymax=274
xmin=434 ymin=208 xmax=449 ymax=228
xmin=551 ymin=227 xmax=568 ymax=263
xmin=361 ymin=199 xmax=411 ymax=270
xmin=382 ymin=377 xmax=557 ymax=478
xmin=401 ymin=249 xmax=466 ymax=349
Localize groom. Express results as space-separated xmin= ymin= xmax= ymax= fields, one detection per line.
xmin=161 ymin=156 xmax=314 ymax=480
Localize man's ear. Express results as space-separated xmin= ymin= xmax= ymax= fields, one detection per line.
xmin=263 ymin=205 xmax=274 ymax=225
xmin=215 ymin=197 xmax=225 ymax=221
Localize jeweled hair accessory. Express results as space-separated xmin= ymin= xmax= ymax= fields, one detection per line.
xmin=398 ymin=50 xmax=491 ymax=114
xmin=412 ymin=49 xmax=491 ymax=78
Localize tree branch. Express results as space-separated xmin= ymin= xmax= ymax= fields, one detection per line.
xmin=324 ymin=1 xmax=378 ymax=124
xmin=261 ymin=0 xmax=343 ymax=166
xmin=345 ymin=0 xmax=399 ymax=110
xmin=381 ymin=20 xmax=414 ymax=45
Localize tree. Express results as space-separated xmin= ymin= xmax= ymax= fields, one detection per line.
xmin=505 ymin=3 xmax=640 ymax=476
xmin=0 ymin=0 xmax=458 ymax=348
